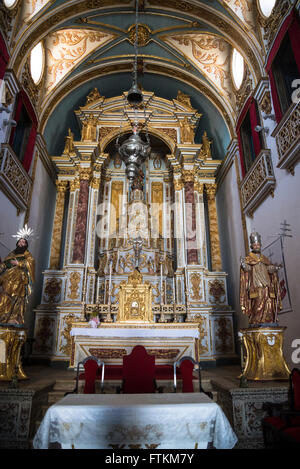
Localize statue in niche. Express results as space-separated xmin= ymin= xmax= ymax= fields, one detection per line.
xmin=97 ymin=252 xmax=107 ymax=276
xmin=114 ymin=153 xmax=122 ymax=169
xmin=81 ymin=116 xmax=98 ymax=141
xmin=117 ymin=255 xmax=125 ymax=274
xmin=200 ymin=131 xmax=212 ymax=159
xmin=146 ymin=257 xmax=155 ymax=275
xmin=180 ymin=117 xmax=195 ymax=144
xmin=240 ymin=232 xmax=282 ymax=325
xmin=165 ymin=255 xmax=174 ymax=277
xmin=131 ymin=168 xmax=144 ymax=191
xmin=176 ymin=90 xmax=192 ymax=108
xmin=63 ymin=128 xmax=75 ymax=155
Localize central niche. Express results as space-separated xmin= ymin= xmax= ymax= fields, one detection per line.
xmin=95 ymin=133 xmax=175 ymax=306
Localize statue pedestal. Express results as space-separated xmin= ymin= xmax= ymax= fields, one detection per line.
xmin=0 ymin=325 xmax=28 ymax=381
xmin=240 ymin=326 xmax=290 ymax=381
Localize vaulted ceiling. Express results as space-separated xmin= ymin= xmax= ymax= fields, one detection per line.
xmin=7 ymin=0 xmax=267 ymax=158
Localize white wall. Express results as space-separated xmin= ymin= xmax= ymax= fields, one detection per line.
xmin=0 ymin=193 xmax=25 ymax=259
xmin=216 ymin=158 xmax=247 ymax=354
xmin=217 ymin=136 xmax=300 ymax=368
xmin=25 ymin=156 xmax=56 ymax=335
xmin=248 ymin=159 xmax=300 ymax=369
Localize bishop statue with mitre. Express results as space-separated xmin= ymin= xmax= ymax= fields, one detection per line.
xmin=240 ymin=231 xmax=282 ymax=325
xmin=0 ymin=225 xmax=35 ymax=325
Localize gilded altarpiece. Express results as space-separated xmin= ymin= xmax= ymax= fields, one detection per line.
xmin=32 ymin=91 xmax=235 ymax=365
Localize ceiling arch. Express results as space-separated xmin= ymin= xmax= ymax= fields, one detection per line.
xmin=4 ymin=0 xmax=268 ymax=162
xmin=42 ymin=71 xmax=231 ymax=159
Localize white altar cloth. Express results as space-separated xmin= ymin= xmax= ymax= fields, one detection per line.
xmin=33 ymin=392 xmax=237 ymax=449
xmin=70 ymin=327 xmax=199 ymax=338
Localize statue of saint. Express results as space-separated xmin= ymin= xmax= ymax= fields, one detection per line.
xmin=0 ymin=236 xmax=35 ymax=325
xmin=200 ymin=131 xmax=212 ymax=159
xmin=81 ymin=117 xmax=98 ymax=141
xmin=176 ymin=90 xmax=192 ymax=108
xmin=86 ymin=88 xmax=102 ymax=104
xmin=240 ymin=232 xmax=282 ymax=325
xmin=180 ymin=117 xmax=195 ymax=144
xmin=63 ymin=128 xmax=75 ymax=155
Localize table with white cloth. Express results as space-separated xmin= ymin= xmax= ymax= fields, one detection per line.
xmin=33 ymin=392 xmax=237 ymax=449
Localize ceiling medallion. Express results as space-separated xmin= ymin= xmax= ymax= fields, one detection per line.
xmin=128 ymin=23 xmax=151 ymax=47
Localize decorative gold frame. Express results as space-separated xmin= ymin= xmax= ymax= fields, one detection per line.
xmin=117 ymin=269 xmax=153 ymax=323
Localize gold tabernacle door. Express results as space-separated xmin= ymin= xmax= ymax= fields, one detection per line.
xmin=117 ymin=269 xmax=153 ymax=323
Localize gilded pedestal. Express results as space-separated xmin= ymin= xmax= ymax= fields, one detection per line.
xmin=240 ymin=326 xmax=290 ymax=381
xmin=0 ymin=325 xmax=27 ymax=381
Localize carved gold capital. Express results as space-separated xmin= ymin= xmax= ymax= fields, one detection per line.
xmin=90 ymin=176 xmax=100 ymax=189
xmin=205 ymin=183 xmax=217 ymax=200
xmin=182 ymin=169 xmax=195 ymax=183
xmin=194 ymin=181 xmax=204 ymax=194
xmin=259 ymin=91 xmax=272 ymax=115
xmin=70 ymin=178 xmax=81 ymax=191
xmin=56 ymin=180 xmax=69 ymax=193
xmin=173 ymin=177 xmax=184 ymax=191
xmin=79 ymin=168 xmax=92 ymax=181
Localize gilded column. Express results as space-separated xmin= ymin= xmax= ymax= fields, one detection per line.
xmin=205 ymin=183 xmax=222 ymax=271
xmin=72 ymin=169 xmax=91 ymax=264
xmin=194 ymin=181 xmax=207 ymax=267
xmin=86 ymin=173 xmax=101 ymax=267
xmin=183 ymin=170 xmax=198 ymax=265
xmin=49 ymin=180 xmax=68 ymax=269
xmin=64 ymin=177 xmax=80 ymax=266
xmin=173 ymin=176 xmax=185 ymax=268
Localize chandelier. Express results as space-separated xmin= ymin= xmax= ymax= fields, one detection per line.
xmin=116 ymin=0 xmax=151 ymax=184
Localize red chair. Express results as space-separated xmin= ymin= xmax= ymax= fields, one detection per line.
xmin=65 ymin=356 xmax=105 ymax=395
xmin=173 ymin=356 xmax=213 ymax=398
xmin=262 ymin=368 xmax=300 ymax=448
xmin=119 ymin=345 xmax=158 ymax=394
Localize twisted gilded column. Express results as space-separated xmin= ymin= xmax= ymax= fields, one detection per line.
xmin=183 ymin=170 xmax=199 ymax=265
xmin=205 ymin=184 xmax=222 ymax=271
xmin=72 ymin=168 xmax=91 ymax=264
xmin=49 ymin=180 xmax=68 ymax=269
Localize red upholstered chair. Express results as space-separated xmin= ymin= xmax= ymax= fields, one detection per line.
xmin=119 ymin=345 xmax=157 ymax=394
xmin=262 ymin=368 xmax=300 ymax=448
xmin=173 ymin=356 xmax=212 ymax=398
xmin=65 ymin=356 xmax=105 ymax=395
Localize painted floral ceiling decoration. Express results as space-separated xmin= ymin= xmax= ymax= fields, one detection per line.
xmin=44 ymin=29 xmax=116 ymax=96
xmin=222 ymin=0 xmax=256 ymax=30
xmin=162 ymin=33 xmax=234 ymax=103
xmin=23 ymin=0 xmax=52 ymax=23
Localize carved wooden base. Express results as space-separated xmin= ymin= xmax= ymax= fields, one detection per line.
xmin=240 ymin=326 xmax=290 ymax=381
xmin=0 ymin=325 xmax=28 ymax=381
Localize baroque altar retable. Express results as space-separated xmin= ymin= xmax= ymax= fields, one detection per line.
xmin=32 ymin=89 xmax=235 ymax=366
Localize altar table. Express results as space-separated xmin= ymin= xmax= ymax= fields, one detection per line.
xmin=33 ymin=392 xmax=237 ymax=449
xmin=70 ymin=324 xmax=200 ymax=367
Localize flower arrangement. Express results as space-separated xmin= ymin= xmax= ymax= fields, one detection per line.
xmin=89 ymin=315 xmax=100 ymax=328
